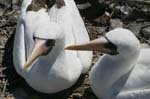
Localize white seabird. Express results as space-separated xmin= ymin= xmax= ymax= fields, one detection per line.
xmin=13 ymin=0 xmax=92 ymax=93
xmin=66 ymin=28 xmax=150 ymax=99
xmin=48 ymin=0 xmax=93 ymax=73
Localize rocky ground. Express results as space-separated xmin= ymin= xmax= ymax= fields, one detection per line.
xmin=0 ymin=1 xmax=150 ymax=99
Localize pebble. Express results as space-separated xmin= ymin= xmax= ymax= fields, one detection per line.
xmin=110 ymin=19 xmax=123 ymax=29
xmin=141 ymin=26 xmax=150 ymax=39
xmin=140 ymin=43 xmax=150 ymax=48
xmin=125 ymin=22 xmax=143 ymax=36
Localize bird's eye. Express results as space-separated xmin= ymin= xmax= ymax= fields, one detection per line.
xmin=104 ymin=36 xmax=117 ymax=50
xmin=33 ymin=36 xmax=55 ymax=48
xmin=45 ymin=39 xmax=55 ymax=47
xmin=104 ymin=36 xmax=119 ymax=55
xmin=33 ymin=36 xmax=55 ymax=47
xmin=105 ymin=42 xmax=117 ymax=51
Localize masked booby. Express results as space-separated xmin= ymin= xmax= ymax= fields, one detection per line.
xmin=66 ymin=28 xmax=150 ymax=99
xmin=13 ymin=0 xmax=92 ymax=93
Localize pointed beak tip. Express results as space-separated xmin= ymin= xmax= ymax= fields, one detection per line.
xmin=65 ymin=45 xmax=75 ymax=50
xmin=23 ymin=63 xmax=29 ymax=70
xmin=64 ymin=47 xmax=68 ymax=50
xmin=65 ymin=47 xmax=71 ymax=50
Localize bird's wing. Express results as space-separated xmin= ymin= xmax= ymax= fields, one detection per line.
xmin=13 ymin=16 xmax=26 ymax=76
xmin=68 ymin=0 xmax=93 ymax=73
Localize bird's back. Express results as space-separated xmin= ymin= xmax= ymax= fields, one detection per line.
xmin=48 ymin=0 xmax=93 ymax=73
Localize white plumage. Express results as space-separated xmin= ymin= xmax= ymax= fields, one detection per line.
xmin=90 ymin=28 xmax=150 ymax=99
xmin=13 ymin=0 xmax=92 ymax=93
xmin=48 ymin=0 xmax=93 ymax=73
xmin=66 ymin=28 xmax=150 ymax=99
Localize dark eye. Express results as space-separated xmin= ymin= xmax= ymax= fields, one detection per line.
xmin=43 ymin=40 xmax=55 ymax=55
xmin=104 ymin=36 xmax=118 ymax=51
xmin=104 ymin=36 xmax=119 ymax=55
xmin=33 ymin=36 xmax=55 ymax=47
xmin=105 ymin=42 xmax=117 ymax=51
xmin=45 ymin=40 xmax=55 ymax=47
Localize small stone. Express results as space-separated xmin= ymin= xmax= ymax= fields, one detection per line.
xmin=125 ymin=22 xmax=143 ymax=36
xmin=120 ymin=6 xmax=130 ymax=15
xmin=110 ymin=19 xmax=123 ymax=29
xmin=0 ymin=35 xmax=8 ymax=47
xmin=87 ymin=26 xmax=106 ymax=39
xmin=87 ymin=26 xmax=105 ymax=35
xmin=5 ymin=97 xmax=15 ymax=99
xmin=83 ymin=77 xmax=90 ymax=85
xmin=140 ymin=43 xmax=149 ymax=48
xmin=0 ymin=51 xmax=3 ymax=64
xmin=77 ymin=2 xmax=91 ymax=10
xmin=73 ymin=87 xmax=85 ymax=94
xmin=71 ymin=93 xmax=82 ymax=99
xmin=94 ymin=14 xmax=110 ymax=25
xmin=141 ymin=27 xmax=150 ymax=39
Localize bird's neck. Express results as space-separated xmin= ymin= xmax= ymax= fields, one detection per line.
xmin=108 ymin=48 xmax=140 ymax=76
xmin=98 ymin=48 xmax=140 ymax=97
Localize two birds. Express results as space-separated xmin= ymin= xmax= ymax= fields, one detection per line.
xmin=13 ymin=0 xmax=150 ymax=99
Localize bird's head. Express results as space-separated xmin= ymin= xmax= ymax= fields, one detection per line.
xmin=65 ymin=28 xmax=140 ymax=56
xmin=24 ymin=22 xmax=64 ymax=70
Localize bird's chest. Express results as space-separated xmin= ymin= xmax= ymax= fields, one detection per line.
xmin=25 ymin=55 xmax=72 ymax=86
xmin=122 ymin=64 xmax=150 ymax=92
